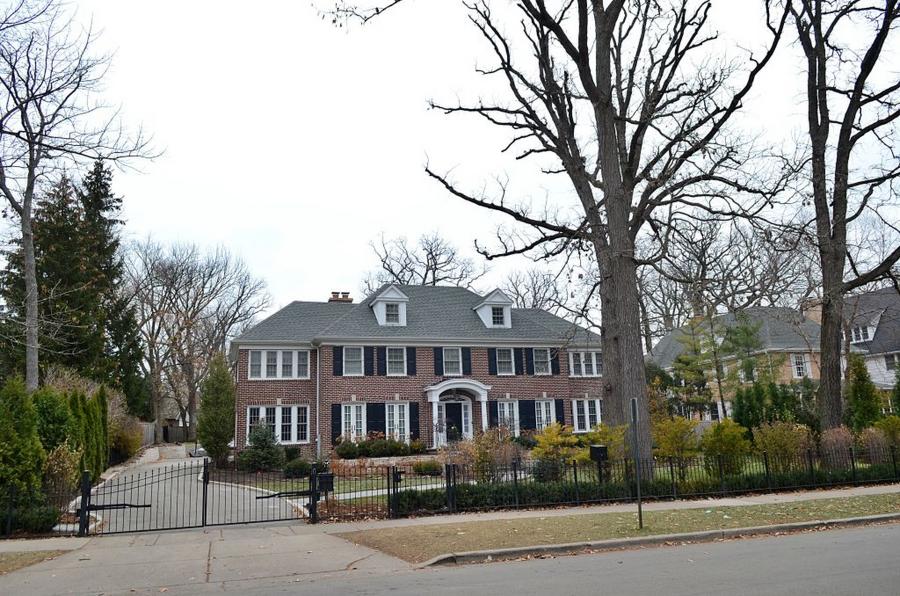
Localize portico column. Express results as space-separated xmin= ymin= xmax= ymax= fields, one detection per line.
xmin=432 ymin=398 xmax=440 ymax=449
xmin=479 ymin=392 xmax=488 ymax=432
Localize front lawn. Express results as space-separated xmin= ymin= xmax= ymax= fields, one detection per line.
xmin=0 ymin=551 xmax=66 ymax=575
xmin=337 ymin=492 xmax=900 ymax=563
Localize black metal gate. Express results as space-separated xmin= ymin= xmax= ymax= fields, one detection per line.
xmin=76 ymin=460 xmax=326 ymax=536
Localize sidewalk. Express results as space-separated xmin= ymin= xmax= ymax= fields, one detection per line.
xmin=0 ymin=482 xmax=897 ymax=595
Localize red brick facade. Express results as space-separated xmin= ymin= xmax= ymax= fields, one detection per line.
xmin=234 ymin=345 xmax=604 ymax=459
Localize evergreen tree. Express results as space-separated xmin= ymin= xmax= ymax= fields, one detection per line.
xmin=892 ymin=367 xmax=900 ymax=416
xmin=197 ymin=353 xmax=235 ymax=464
xmin=0 ymin=378 xmax=46 ymax=505
xmin=671 ymin=318 xmax=712 ymax=412
xmin=32 ymin=386 xmax=73 ymax=451
xmin=721 ymin=312 xmax=763 ymax=383
xmin=845 ymin=354 xmax=882 ymax=432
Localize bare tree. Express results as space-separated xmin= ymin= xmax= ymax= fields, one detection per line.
xmin=333 ymin=1 xmax=791 ymax=458
xmin=788 ymin=0 xmax=900 ymax=428
xmin=0 ymin=1 xmax=151 ymax=390
xmin=362 ymin=232 xmax=487 ymax=293
xmin=500 ymin=268 xmax=564 ymax=312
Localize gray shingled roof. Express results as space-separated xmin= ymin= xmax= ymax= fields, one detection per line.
xmin=650 ymin=307 xmax=821 ymax=370
xmin=234 ymin=284 xmax=602 ymax=346
xmin=845 ymin=286 xmax=900 ymax=355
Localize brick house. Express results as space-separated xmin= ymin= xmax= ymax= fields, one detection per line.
xmin=231 ymin=284 xmax=604 ymax=458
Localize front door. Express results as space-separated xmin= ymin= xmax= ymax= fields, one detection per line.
xmin=444 ymin=403 xmax=463 ymax=442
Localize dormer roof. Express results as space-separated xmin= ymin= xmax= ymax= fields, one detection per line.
xmin=368 ymin=284 xmax=409 ymax=306
xmin=472 ymin=288 xmax=513 ymax=310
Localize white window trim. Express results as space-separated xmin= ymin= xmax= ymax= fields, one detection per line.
xmin=572 ymin=398 xmax=602 ymax=433
xmin=246 ymin=405 xmax=310 ymax=445
xmin=386 ymin=402 xmax=411 ymax=443
xmin=386 ymin=346 xmax=408 ymax=377
xmin=792 ymin=354 xmax=809 ymax=379
xmin=443 ymin=347 xmax=463 ymax=376
xmin=343 ymin=346 xmax=365 ymax=377
xmin=247 ymin=349 xmax=311 ymax=380
xmin=497 ymin=399 xmax=520 ymax=436
xmin=496 ymin=348 xmax=515 ymax=376
xmin=534 ymin=399 xmax=556 ymax=430
xmin=569 ymin=351 xmax=602 ymax=378
xmin=532 ymin=348 xmax=552 ymax=376
xmin=491 ymin=306 xmax=506 ymax=327
xmin=850 ymin=325 xmax=872 ymax=344
xmin=385 ymin=302 xmax=401 ymax=325
xmin=342 ymin=402 xmax=367 ymax=441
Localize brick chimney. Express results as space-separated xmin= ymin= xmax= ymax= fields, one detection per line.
xmin=328 ymin=291 xmax=353 ymax=303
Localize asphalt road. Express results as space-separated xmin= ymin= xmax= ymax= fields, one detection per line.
xmin=239 ymin=523 xmax=900 ymax=596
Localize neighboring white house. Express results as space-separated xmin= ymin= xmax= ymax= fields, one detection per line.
xmin=843 ymin=287 xmax=900 ymax=391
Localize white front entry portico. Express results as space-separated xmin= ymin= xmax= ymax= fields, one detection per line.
xmin=424 ymin=378 xmax=491 ymax=448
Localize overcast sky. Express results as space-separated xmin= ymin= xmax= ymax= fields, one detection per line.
xmin=70 ymin=1 xmax=814 ymax=314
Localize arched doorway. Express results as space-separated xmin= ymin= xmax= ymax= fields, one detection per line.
xmin=424 ymin=378 xmax=491 ymax=449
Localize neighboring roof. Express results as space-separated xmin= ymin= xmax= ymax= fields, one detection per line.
xmin=233 ymin=301 xmax=355 ymax=344
xmin=845 ymin=286 xmax=900 ymax=355
xmin=234 ymin=284 xmax=602 ymax=346
xmin=650 ymin=307 xmax=822 ymax=370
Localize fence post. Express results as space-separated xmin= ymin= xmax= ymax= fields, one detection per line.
xmin=444 ymin=464 xmax=453 ymax=513
xmin=308 ymin=467 xmax=318 ymax=524
xmin=763 ymin=451 xmax=772 ymax=490
xmin=806 ymin=448 xmax=815 ymax=486
xmin=573 ymin=460 xmax=580 ymax=504
xmin=891 ymin=445 xmax=898 ymax=480
xmin=668 ymin=457 xmax=677 ymax=500
xmin=850 ymin=447 xmax=857 ymax=484
xmin=77 ymin=470 xmax=91 ymax=537
xmin=201 ymin=459 xmax=209 ymax=527
xmin=624 ymin=459 xmax=633 ymax=498
xmin=717 ymin=455 xmax=725 ymax=496
xmin=512 ymin=461 xmax=520 ymax=508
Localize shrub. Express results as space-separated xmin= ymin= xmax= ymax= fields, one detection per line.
xmin=531 ymin=423 xmax=580 ymax=481
xmin=283 ymin=458 xmax=312 ymax=478
xmin=652 ymin=417 xmax=699 ymax=459
xmin=845 ymin=354 xmax=882 ymax=431
xmin=512 ymin=432 xmax=538 ymax=450
xmin=700 ymin=420 xmax=751 ymax=475
xmin=32 ymin=387 xmax=72 ymax=451
xmin=0 ymin=378 xmax=46 ymax=508
xmin=412 ymin=459 xmax=442 ymax=476
xmin=284 ymin=446 xmax=302 ymax=462
xmin=42 ymin=442 xmax=81 ymax=507
xmin=16 ymin=504 xmax=61 ymax=534
xmin=820 ymin=426 xmax=854 ymax=469
xmin=409 ymin=439 xmax=427 ymax=455
xmin=578 ymin=424 xmax=628 ymax=460
xmin=859 ymin=427 xmax=888 ymax=465
xmin=197 ymin=354 xmax=235 ymax=464
xmin=334 ymin=440 xmax=359 ymax=459
xmin=753 ymin=422 xmax=813 ymax=472
xmin=874 ymin=416 xmax=900 ymax=447
xmin=238 ymin=426 xmax=285 ymax=471
xmin=109 ymin=416 xmax=143 ymax=464
xmin=470 ymin=429 xmax=523 ymax=482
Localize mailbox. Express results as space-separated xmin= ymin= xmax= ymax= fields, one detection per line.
xmin=590 ymin=444 xmax=608 ymax=462
xmin=318 ymin=472 xmax=334 ymax=493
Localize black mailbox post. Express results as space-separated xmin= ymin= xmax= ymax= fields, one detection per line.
xmin=590 ymin=444 xmax=608 ymax=462
xmin=318 ymin=472 xmax=334 ymax=494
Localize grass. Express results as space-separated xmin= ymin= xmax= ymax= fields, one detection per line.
xmin=0 ymin=551 xmax=66 ymax=575
xmin=337 ymin=492 xmax=900 ymax=563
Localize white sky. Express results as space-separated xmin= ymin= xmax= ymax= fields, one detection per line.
xmin=70 ymin=1 xmax=814 ymax=314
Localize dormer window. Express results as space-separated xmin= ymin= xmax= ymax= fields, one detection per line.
xmin=385 ymin=303 xmax=400 ymax=324
xmin=474 ymin=289 xmax=513 ymax=329
xmin=850 ymin=325 xmax=870 ymax=343
xmin=491 ymin=306 xmax=505 ymax=326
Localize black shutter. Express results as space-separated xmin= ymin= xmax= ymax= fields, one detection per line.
xmin=525 ymin=348 xmax=535 ymax=375
xmin=331 ymin=404 xmax=342 ymax=444
xmin=554 ymin=399 xmax=565 ymax=426
xmin=514 ymin=348 xmax=525 ymax=375
xmin=462 ymin=348 xmax=472 ymax=375
xmin=487 ymin=348 xmax=497 ymax=375
xmin=364 ymin=346 xmax=375 ymax=376
xmin=332 ymin=346 xmax=343 ymax=376
xmin=409 ymin=402 xmax=420 ymax=440
xmin=433 ymin=347 xmax=444 ymax=376
xmin=377 ymin=347 xmax=387 ymax=376
xmin=488 ymin=400 xmax=499 ymax=427
xmin=367 ymin=403 xmax=385 ymax=436
xmin=519 ymin=400 xmax=536 ymax=431
xmin=551 ymin=349 xmax=561 ymax=375
xmin=407 ymin=347 xmax=417 ymax=376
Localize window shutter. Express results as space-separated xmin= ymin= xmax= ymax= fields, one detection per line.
xmin=487 ymin=348 xmax=497 ymax=375
xmin=514 ymin=348 xmax=525 ymax=375
xmin=331 ymin=404 xmax=342 ymax=445
xmin=367 ymin=403 xmax=385 ymax=436
xmin=407 ymin=347 xmax=417 ymax=376
xmin=519 ymin=400 xmax=536 ymax=431
xmin=525 ymin=348 xmax=535 ymax=375
xmin=409 ymin=402 xmax=420 ymax=440
xmin=364 ymin=346 xmax=375 ymax=376
xmin=554 ymin=399 xmax=565 ymax=425
xmin=462 ymin=348 xmax=472 ymax=375
xmin=332 ymin=346 xmax=343 ymax=376
xmin=376 ymin=347 xmax=387 ymax=376
xmin=551 ymin=349 xmax=560 ymax=375
xmin=433 ymin=347 xmax=444 ymax=375
xmin=488 ymin=400 xmax=499 ymax=427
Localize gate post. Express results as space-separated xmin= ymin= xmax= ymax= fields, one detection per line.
xmin=201 ymin=459 xmax=209 ymax=527
xmin=308 ymin=467 xmax=319 ymax=524
xmin=78 ymin=470 xmax=91 ymax=537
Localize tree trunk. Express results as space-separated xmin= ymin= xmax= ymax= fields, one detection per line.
xmin=22 ymin=213 xmax=39 ymax=392
xmin=151 ymin=367 xmax=163 ymax=443
xmin=818 ymin=266 xmax=845 ymax=429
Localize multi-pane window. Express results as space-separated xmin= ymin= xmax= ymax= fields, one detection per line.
xmin=387 ymin=347 xmax=406 ymax=376
xmin=851 ymin=326 xmax=871 ymax=343
xmin=343 ymin=347 xmax=364 ymax=376
xmin=248 ymin=350 xmax=310 ymax=379
xmin=793 ymin=354 xmax=809 ymax=379
xmin=533 ymin=348 xmax=551 ymax=375
xmin=497 ymin=400 xmax=519 ymax=436
xmin=443 ymin=347 xmax=462 ymax=375
xmin=535 ymin=400 xmax=554 ymax=430
xmin=572 ymin=398 xmax=602 ymax=432
xmin=248 ymin=405 xmax=310 ymax=444
xmin=885 ymin=354 xmax=898 ymax=371
xmin=342 ymin=403 xmax=366 ymax=441
xmin=570 ymin=351 xmax=602 ymax=377
xmin=491 ymin=306 xmax=505 ymax=326
xmin=385 ymin=303 xmax=400 ymax=324
xmin=496 ymin=348 xmax=514 ymax=375
xmin=386 ymin=402 xmax=410 ymax=443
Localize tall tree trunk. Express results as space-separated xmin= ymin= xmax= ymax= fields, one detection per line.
xmin=22 ymin=213 xmax=39 ymax=391
xmin=818 ymin=261 xmax=845 ymax=428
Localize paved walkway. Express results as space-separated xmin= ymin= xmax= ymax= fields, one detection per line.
xmin=1 ymin=482 xmax=897 ymax=595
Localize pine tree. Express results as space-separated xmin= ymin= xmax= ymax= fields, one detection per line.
xmin=845 ymin=354 xmax=882 ymax=432
xmin=197 ymin=353 xmax=235 ymax=464
xmin=0 ymin=378 xmax=46 ymax=504
xmin=671 ymin=318 xmax=712 ymax=411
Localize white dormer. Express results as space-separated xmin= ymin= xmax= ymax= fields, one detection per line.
xmin=370 ymin=284 xmax=409 ymax=327
xmin=474 ymin=288 xmax=513 ymax=329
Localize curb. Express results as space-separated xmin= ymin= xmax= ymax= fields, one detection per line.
xmin=418 ymin=512 xmax=900 ymax=567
